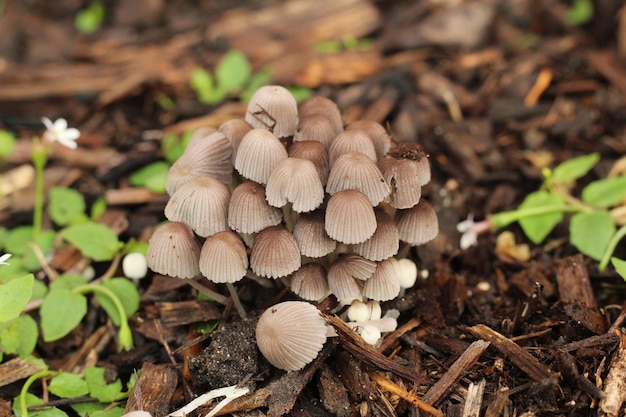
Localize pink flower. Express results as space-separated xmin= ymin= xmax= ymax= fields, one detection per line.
xmin=456 ymin=214 xmax=492 ymax=250
xmin=41 ymin=117 xmax=80 ymax=149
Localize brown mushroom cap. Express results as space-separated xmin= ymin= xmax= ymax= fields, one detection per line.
xmin=228 ymin=181 xmax=282 ymax=234
xmin=164 ymin=176 xmax=230 ymax=238
xmin=218 ymin=118 xmax=252 ymax=159
xmin=362 ymin=258 xmax=401 ymax=301
xmin=345 ymin=120 xmax=391 ymax=159
xmin=293 ymin=211 xmax=337 ymax=258
xmin=325 ymin=189 xmax=376 ymax=244
xmin=298 ymin=96 xmax=343 ymax=135
xmin=326 ymin=151 xmax=390 ymax=206
xmin=250 ymin=226 xmax=301 ymax=278
xmin=235 ymin=128 xmax=288 ymax=184
xmin=265 ymin=157 xmax=324 ymax=213
xmin=245 ymin=85 xmax=298 ymax=138
xmin=166 ymin=131 xmax=233 ymax=194
xmin=329 ymin=130 xmax=377 ymax=167
xmin=147 ymin=222 xmax=200 ymax=279
xmin=387 ymin=143 xmax=431 ymax=186
xmin=199 ymin=231 xmax=248 ymax=283
xmin=288 ymin=140 xmax=330 ymax=185
xmin=377 ymin=156 xmax=422 ymax=209
xmin=290 ymin=263 xmax=328 ymax=301
xmin=396 ymin=200 xmax=439 ymax=245
xmin=255 ymin=301 xmax=327 ymax=371
xmin=353 ymin=210 xmax=399 ymax=261
xmin=293 ymin=114 xmax=337 ymax=150
xmin=327 ymin=254 xmax=377 ymax=300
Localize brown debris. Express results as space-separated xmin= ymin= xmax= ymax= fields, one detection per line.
xmin=599 ymin=330 xmax=626 ymax=417
xmin=124 ymin=363 xmax=179 ymax=417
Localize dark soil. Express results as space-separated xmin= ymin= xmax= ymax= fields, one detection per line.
xmin=2 ymin=0 xmax=626 ymax=416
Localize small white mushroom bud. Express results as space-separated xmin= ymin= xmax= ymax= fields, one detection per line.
xmin=123 ymin=252 xmax=148 ymax=280
xmin=395 ymin=258 xmax=418 ymax=289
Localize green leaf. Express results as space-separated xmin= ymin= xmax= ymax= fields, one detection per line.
xmin=60 ymin=223 xmax=123 ymax=261
xmin=551 ymin=153 xmax=599 ymax=183
xmin=49 ymin=373 xmax=89 ymax=398
xmin=91 ymin=197 xmax=107 ymax=221
xmin=190 ymin=68 xmax=214 ymax=95
xmin=5 ymin=227 xmax=56 ymax=271
xmin=287 ymin=86 xmax=313 ymax=103
xmin=162 ymin=132 xmax=184 ymax=163
xmin=75 ymin=1 xmax=105 ymax=34
xmin=50 ymin=274 xmax=86 ymax=292
xmin=84 ymin=367 xmax=124 ymax=403
xmin=215 ymin=50 xmax=252 ymax=92
xmin=49 ymin=187 xmax=86 ymax=226
xmin=129 ymin=162 xmax=169 ymax=194
xmin=13 ymin=393 xmax=68 ymax=417
xmin=581 ymin=176 xmax=626 ymax=207
xmin=72 ymin=403 xmax=125 ymax=417
xmin=0 ymin=130 xmax=16 ymax=159
xmin=94 ymin=279 xmax=140 ymax=326
xmin=565 ymin=0 xmax=593 ymax=26
xmin=40 ymin=289 xmax=87 ymax=342
xmin=518 ymin=190 xmax=565 ymax=244
xmin=0 ymin=274 xmax=33 ymax=322
xmin=612 ymin=257 xmax=626 ymax=280
xmin=241 ymin=68 xmax=272 ymax=103
xmin=0 ymin=315 xmax=38 ymax=357
xmin=570 ymin=211 xmax=615 ymax=261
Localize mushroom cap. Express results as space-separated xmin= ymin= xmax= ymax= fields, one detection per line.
xmin=326 ymin=151 xmax=390 ymax=206
xmin=396 ymin=200 xmax=439 ymax=245
xmin=387 ymin=143 xmax=431 ymax=186
xmin=298 ymin=96 xmax=343 ymax=135
xmin=325 ymin=189 xmax=376 ymax=244
xmin=377 ymin=156 xmax=422 ymax=209
xmin=290 ymin=263 xmax=328 ymax=301
xmin=265 ymin=157 xmax=324 ymax=213
xmin=293 ymin=114 xmax=337 ymax=150
xmin=164 ymin=176 xmax=230 ymax=237
xmin=255 ymin=301 xmax=327 ymax=371
xmin=235 ymin=128 xmax=288 ymax=184
xmin=345 ymin=120 xmax=391 ymax=160
xmin=228 ymin=181 xmax=282 ymax=234
xmin=245 ymin=85 xmax=298 ymax=138
xmin=293 ymin=211 xmax=337 ymax=258
xmin=166 ymin=131 xmax=233 ymax=194
xmin=250 ymin=226 xmax=301 ymax=278
xmin=353 ymin=210 xmax=399 ymax=261
xmin=199 ymin=231 xmax=248 ymax=284
xmin=147 ymin=222 xmax=200 ymax=279
xmin=288 ymin=140 xmax=330 ymax=185
xmin=329 ymin=130 xmax=377 ymax=167
xmin=218 ymin=118 xmax=252 ymax=159
xmin=362 ymin=258 xmax=401 ymax=301
xmin=186 ymin=127 xmax=218 ymax=150
xmin=327 ymin=253 xmax=377 ymax=300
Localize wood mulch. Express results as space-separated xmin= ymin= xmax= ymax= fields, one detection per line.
xmin=1 ymin=0 xmax=626 ymax=416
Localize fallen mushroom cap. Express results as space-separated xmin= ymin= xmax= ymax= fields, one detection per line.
xmin=250 ymin=226 xmax=301 ymax=278
xmin=146 ymin=222 xmax=200 ymax=279
xmin=265 ymin=157 xmax=325 ymax=213
xmin=245 ymin=85 xmax=298 ymax=138
xmin=235 ymin=128 xmax=288 ymax=184
xmin=199 ymin=231 xmax=248 ymax=284
xmin=255 ymin=301 xmax=328 ymax=371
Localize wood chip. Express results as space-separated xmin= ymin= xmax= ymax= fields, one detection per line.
xmin=124 ymin=363 xmax=179 ymax=417
xmin=0 ymin=357 xmax=46 ymax=388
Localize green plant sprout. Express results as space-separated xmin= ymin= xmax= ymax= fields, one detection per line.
xmin=565 ymin=0 xmax=593 ymax=26
xmin=190 ymin=50 xmax=253 ymax=105
xmin=75 ymin=1 xmax=105 ymax=34
xmin=458 ymin=153 xmax=626 ymax=278
xmin=315 ymin=34 xmax=374 ymax=53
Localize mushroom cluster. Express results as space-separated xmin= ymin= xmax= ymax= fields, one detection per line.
xmin=147 ymin=85 xmax=438 ymax=369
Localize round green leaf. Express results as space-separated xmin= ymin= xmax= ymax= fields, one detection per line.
xmin=518 ymin=190 xmax=564 ymax=244
xmin=582 ymin=176 xmax=626 ymax=207
xmin=0 ymin=274 xmax=34 ymax=322
xmin=0 ymin=315 xmax=38 ymax=357
xmin=48 ymin=187 xmax=86 ymax=226
xmin=552 ymin=153 xmax=599 ymax=183
xmin=215 ymin=50 xmax=252 ymax=92
xmin=570 ymin=211 xmax=615 ymax=261
xmin=94 ymin=278 xmax=140 ymax=326
xmin=129 ymin=162 xmax=169 ymax=194
xmin=49 ymin=372 xmax=89 ymax=398
xmin=41 ymin=289 xmax=87 ymax=342
xmin=60 ymin=222 xmax=123 ymax=262
xmin=611 ymin=257 xmax=626 ymax=280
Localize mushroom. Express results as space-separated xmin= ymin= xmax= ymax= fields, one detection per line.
xmin=327 ymin=253 xmax=377 ymax=300
xmin=298 ymin=96 xmax=343 ymax=135
xmin=218 ymin=118 xmax=252 ymax=160
xmin=146 ymin=222 xmax=200 ymax=279
xmin=290 ymin=263 xmax=328 ymax=301
xmin=228 ymin=181 xmax=282 ymax=234
xmin=164 ymin=176 xmax=230 ymax=237
xmin=329 ymin=130 xmax=377 ymax=167
xmin=386 ymin=143 xmax=431 ymax=186
xmin=288 ymin=140 xmax=330 ymax=185
xmin=396 ymin=200 xmax=439 ymax=245
xmin=255 ymin=301 xmax=327 ymax=371
xmin=292 ymin=211 xmax=337 ymax=258
xmin=325 ymin=189 xmax=377 ymax=244
xmin=293 ymin=114 xmax=337 ymax=150
xmin=250 ymin=226 xmax=301 ymax=278
xmin=265 ymin=157 xmax=324 ymax=213
xmin=326 ymin=151 xmax=390 ymax=206
xmin=377 ymin=155 xmax=422 ymax=209
xmin=234 ymin=128 xmax=288 ymax=184
xmin=362 ymin=258 xmax=401 ymax=301
xmin=245 ymin=85 xmax=298 ymax=139
xmin=345 ymin=120 xmax=391 ymax=160
xmin=353 ymin=210 xmax=399 ymax=261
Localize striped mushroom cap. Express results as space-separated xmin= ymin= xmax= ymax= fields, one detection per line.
xmin=288 ymin=140 xmax=330 ymax=185
xmin=235 ymin=129 xmax=288 ymax=184
xmin=147 ymin=222 xmax=200 ymax=279
xmin=329 ymin=130 xmax=377 ymax=167
xmin=327 ymin=254 xmax=377 ymax=300
xmin=250 ymin=226 xmax=301 ymax=279
xmin=228 ymin=181 xmax=282 ymax=234
xmin=291 ymin=263 xmax=328 ymax=301
xmin=265 ymin=157 xmax=324 ymax=213
xmin=255 ymin=301 xmax=327 ymax=371
xmin=362 ymin=258 xmax=401 ymax=301
xmin=326 ymin=151 xmax=390 ymax=206
xmin=218 ymin=118 xmax=252 ymax=159
xmin=298 ymin=96 xmax=343 ymax=135
xmin=199 ymin=231 xmax=248 ymax=284
xmin=164 ymin=176 xmax=230 ymax=237
xmin=293 ymin=114 xmax=337 ymax=150
xmin=387 ymin=143 xmax=431 ymax=186
xmin=345 ymin=120 xmax=391 ymax=160
xmin=377 ymin=155 xmax=422 ymax=209
xmin=245 ymin=85 xmax=298 ymax=139
xmin=293 ymin=211 xmax=337 ymax=258
xmin=353 ymin=210 xmax=399 ymax=261
xmin=396 ymin=200 xmax=439 ymax=245
xmin=325 ymin=189 xmax=376 ymax=244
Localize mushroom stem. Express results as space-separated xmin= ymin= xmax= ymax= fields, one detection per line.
xmin=186 ymin=278 xmax=229 ymax=305
xmin=281 ymin=203 xmax=298 ymax=232
xmin=397 ymin=242 xmax=412 ymax=259
xmin=245 ymin=270 xmax=275 ymax=288
xmin=226 ymin=282 xmax=247 ymax=319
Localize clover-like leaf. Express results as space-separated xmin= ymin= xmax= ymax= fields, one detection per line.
xmin=94 ymin=278 xmax=140 ymax=326
xmin=49 ymin=187 xmax=86 ymax=226
xmin=40 ymin=289 xmax=87 ymax=342
xmin=551 ymin=153 xmax=599 ymax=184
xmin=582 ymin=176 xmax=626 ymax=208
xmin=518 ymin=190 xmax=565 ymax=244
xmin=215 ymin=50 xmax=252 ymax=92
xmin=129 ymin=161 xmax=169 ymax=194
xmin=0 ymin=274 xmax=34 ymax=322
xmin=60 ymin=222 xmax=123 ymax=261
xmin=570 ymin=211 xmax=615 ymax=261
xmin=49 ymin=372 xmax=90 ymax=398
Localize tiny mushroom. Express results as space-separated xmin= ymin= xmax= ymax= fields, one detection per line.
xmin=255 ymin=301 xmax=328 ymax=371
xmin=396 ymin=200 xmax=439 ymax=246
xmin=328 ymin=130 xmax=377 ymax=167
xmin=377 ymin=155 xmax=422 ymax=209
xmin=326 ymin=151 xmax=390 ymax=206
xmin=199 ymin=231 xmax=248 ymax=284
xmin=353 ymin=210 xmax=399 ymax=261
xmin=235 ymin=128 xmax=288 ymax=184
xmin=250 ymin=226 xmax=301 ymax=278
xmin=327 ymin=254 xmax=377 ymax=300
xmin=298 ymin=96 xmax=344 ymax=135
xmin=293 ymin=211 xmax=337 ymax=258
xmin=362 ymin=257 xmax=401 ymax=301
xmin=228 ymin=181 xmax=282 ymax=234
xmin=265 ymin=157 xmax=325 ymax=213
xmin=325 ymin=189 xmax=377 ymax=244
xmin=290 ymin=263 xmax=328 ymax=301
xmin=245 ymin=85 xmax=298 ymax=138
xmin=288 ymin=140 xmax=330 ymax=185
xmin=146 ymin=222 xmax=200 ymax=279
xmin=218 ymin=118 xmax=252 ymax=159
xmin=293 ymin=114 xmax=337 ymax=150
xmin=345 ymin=120 xmax=391 ymax=159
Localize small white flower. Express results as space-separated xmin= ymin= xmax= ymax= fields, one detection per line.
xmin=457 ymin=214 xmax=492 ymax=250
xmin=42 ymin=117 xmax=80 ymax=149
xmin=0 ymin=253 xmax=11 ymax=265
